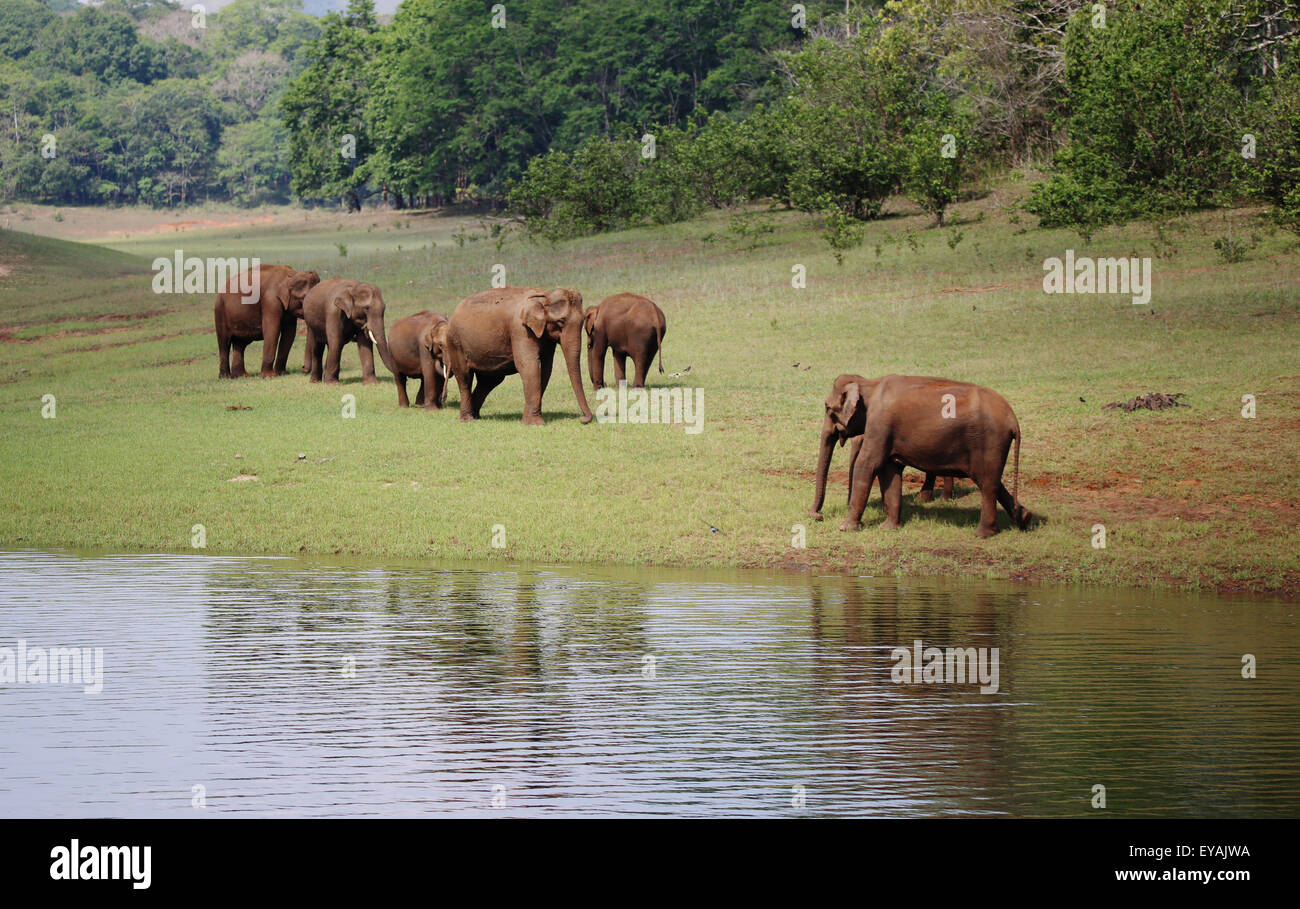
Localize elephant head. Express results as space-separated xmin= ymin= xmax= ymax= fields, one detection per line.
xmin=521 ymin=288 xmax=594 ymax=424
xmin=278 ymin=269 xmax=320 ymax=317
xmin=421 ymin=319 xmax=452 ymax=406
xmin=582 ymin=305 xmax=600 ymax=348
xmin=333 ymin=281 xmax=397 ymax=375
xmin=812 ymin=374 xmax=874 ymax=520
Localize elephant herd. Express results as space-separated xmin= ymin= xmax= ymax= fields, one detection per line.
xmin=214 ymin=264 xmax=1031 ymax=537
xmin=213 ymin=264 xmax=667 ymax=426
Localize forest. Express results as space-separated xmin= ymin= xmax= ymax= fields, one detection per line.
xmin=1 ymin=0 xmax=1296 ymax=238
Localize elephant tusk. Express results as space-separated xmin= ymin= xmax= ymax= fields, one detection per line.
xmin=366 ymin=329 xmax=377 ymax=345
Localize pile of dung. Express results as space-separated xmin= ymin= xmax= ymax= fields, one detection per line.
xmin=1102 ymin=392 xmax=1188 ymax=412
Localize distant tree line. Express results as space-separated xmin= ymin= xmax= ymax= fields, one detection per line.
xmin=1 ymin=0 xmax=1296 ymax=240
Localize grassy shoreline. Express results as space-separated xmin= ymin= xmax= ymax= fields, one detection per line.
xmin=2 ymin=191 xmax=1297 ymax=596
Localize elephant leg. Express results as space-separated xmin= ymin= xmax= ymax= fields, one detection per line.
xmin=414 ymin=379 xmax=425 ymax=407
xmin=231 ymin=340 xmax=249 ymax=378
xmin=841 ymin=446 xmax=885 ymax=531
xmin=470 ymin=371 xmax=505 ymax=420
xmin=218 ymin=333 xmax=232 ymax=379
xmin=310 ymin=336 xmax=326 ymax=383
xmin=632 ymin=340 xmax=652 ymax=389
xmin=357 ymin=339 xmax=379 ymax=385
xmin=272 ymin=314 xmax=296 ymax=375
xmin=538 ymin=347 xmax=554 ymax=398
xmin=918 ymin=472 xmax=937 ymax=503
xmin=974 ymin=473 xmax=1000 ymax=538
xmin=323 ymin=337 xmax=343 ymax=384
xmin=259 ymin=309 xmax=281 ymax=378
xmin=995 ymin=483 xmax=1031 ymax=530
xmin=516 ymin=349 xmax=546 ymax=426
xmin=940 ymin=477 xmax=955 ymax=500
xmin=612 ymin=350 xmax=628 ymax=386
xmin=455 ymin=370 xmax=476 ymax=421
xmin=878 ymin=463 xmax=904 ymax=530
xmin=396 ymin=373 xmax=410 ymax=408
xmin=846 ymin=435 xmax=863 ymax=507
xmin=588 ymin=335 xmax=608 ymax=389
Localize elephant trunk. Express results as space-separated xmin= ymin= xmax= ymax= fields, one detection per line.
xmin=368 ymin=315 xmax=398 ymax=376
xmin=811 ymin=419 xmax=838 ymax=519
xmin=562 ymin=320 xmax=594 ymax=424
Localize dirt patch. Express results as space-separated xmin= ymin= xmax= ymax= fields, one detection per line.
xmin=228 ymin=474 xmax=259 ymax=483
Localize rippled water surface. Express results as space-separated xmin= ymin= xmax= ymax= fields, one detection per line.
xmin=0 ymin=550 xmax=1297 ymax=817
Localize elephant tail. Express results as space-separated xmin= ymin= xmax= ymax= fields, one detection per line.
xmin=655 ymin=320 xmax=665 ymax=374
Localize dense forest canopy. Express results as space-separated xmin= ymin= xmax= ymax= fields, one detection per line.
xmin=0 ymin=0 xmax=1296 ymax=236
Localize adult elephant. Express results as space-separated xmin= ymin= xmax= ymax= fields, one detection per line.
xmin=214 ymin=264 xmax=319 ymax=378
xmin=302 ymin=278 xmax=397 ymax=384
xmin=839 ymin=374 xmax=1032 ymax=538
xmin=386 ymin=310 xmax=449 ymax=410
xmin=439 ymin=286 xmax=594 ymax=426
xmin=811 ymin=374 xmax=953 ymax=522
xmin=583 ymin=293 xmax=666 ymax=389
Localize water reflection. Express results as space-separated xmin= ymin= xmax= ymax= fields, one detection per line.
xmin=0 ymin=551 xmax=1296 ymax=817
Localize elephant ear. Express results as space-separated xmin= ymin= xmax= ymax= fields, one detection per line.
xmin=352 ymin=283 xmax=375 ymax=311
xmin=284 ymin=270 xmax=318 ymax=309
xmin=421 ymin=321 xmax=445 ymax=352
xmin=332 ymin=287 xmax=357 ymax=320
xmin=582 ymin=306 xmax=599 ymax=337
xmin=521 ymin=293 xmax=551 ymax=338
xmin=838 ymin=381 xmax=862 ymax=428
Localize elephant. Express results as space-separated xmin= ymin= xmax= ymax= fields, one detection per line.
xmin=438 ymin=286 xmax=594 ymax=426
xmin=583 ymin=293 xmax=667 ymax=389
xmin=386 ymin=310 xmax=449 ymax=409
xmin=301 ymin=278 xmax=397 ymax=384
xmin=837 ymin=374 xmax=1032 ymax=537
xmin=811 ymin=374 xmax=954 ymax=522
xmin=214 ymin=264 xmax=319 ymax=379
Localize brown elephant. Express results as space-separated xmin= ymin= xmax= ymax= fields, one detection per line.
xmin=583 ymin=293 xmax=667 ymax=389
xmin=838 ymin=374 xmax=1032 ymax=537
xmin=214 ymin=264 xmax=319 ymax=379
xmin=386 ymin=310 xmax=449 ymax=409
xmin=438 ymin=286 xmax=594 ymax=426
xmin=301 ymin=278 xmax=397 ymax=384
xmin=812 ymin=374 xmax=954 ymax=522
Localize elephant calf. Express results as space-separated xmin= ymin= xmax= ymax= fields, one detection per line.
xmin=838 ymin=374 xmax=1032 ymax=538
xmin=387 ymin=310 xmax=449 ymax=410
xmin=583 ymin=293 xmax=666 ymax=389
xmin=812 ymin=374 xmax=954 ymax=522
xmin=302 ymin=278 xmax=397 ymax=384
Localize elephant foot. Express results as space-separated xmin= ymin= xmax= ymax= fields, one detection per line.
xmin=1016 ymin=508 xmax=1033 ymax=530
xmin=459 ymin=413 xmax=476 ymax=422
xmin=879 ymin=518 xmax=902 ymax=531
xmin=260 ymin=370 xmax=276 ymax=379
xmin=522 ymin=414 xmax=546 ymax=427
xmin=362 ymin=377 xmax=379 ymax=386
xmin=838 ymin=519 xmax=862 ymax=532
xmin=917 ymin=490 xmax=934 ymax=503
xmin=976 ymin=524 xmax=999 ymax=538
xmin=323 ymin=378 xmax=340 ymax=386
xmin=810 ymin=510 xmax=824 ymax=522
xmin=579 ymin=413 xmax=594 ymax=425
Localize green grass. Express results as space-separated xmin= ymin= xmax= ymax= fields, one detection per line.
xmin=1 ymin=189 xmax=1297 ymax=595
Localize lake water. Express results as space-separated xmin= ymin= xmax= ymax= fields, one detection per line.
xmin=0 ymin=550 xmax=1296 ymax=817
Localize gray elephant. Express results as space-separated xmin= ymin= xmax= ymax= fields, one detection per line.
xmin=301 ymin=278 xmax=396 ymax=384
xmin=436 ymin=286 xmax=593 ymax=426
xmin=583 ymin=293 xmax=666 ymax=389
xmin=386 ymin=310 xmax=449 ymax=409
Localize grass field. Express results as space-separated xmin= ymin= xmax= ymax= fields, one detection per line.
xmin=1 ymin=183 xmax=1297 ymax=596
